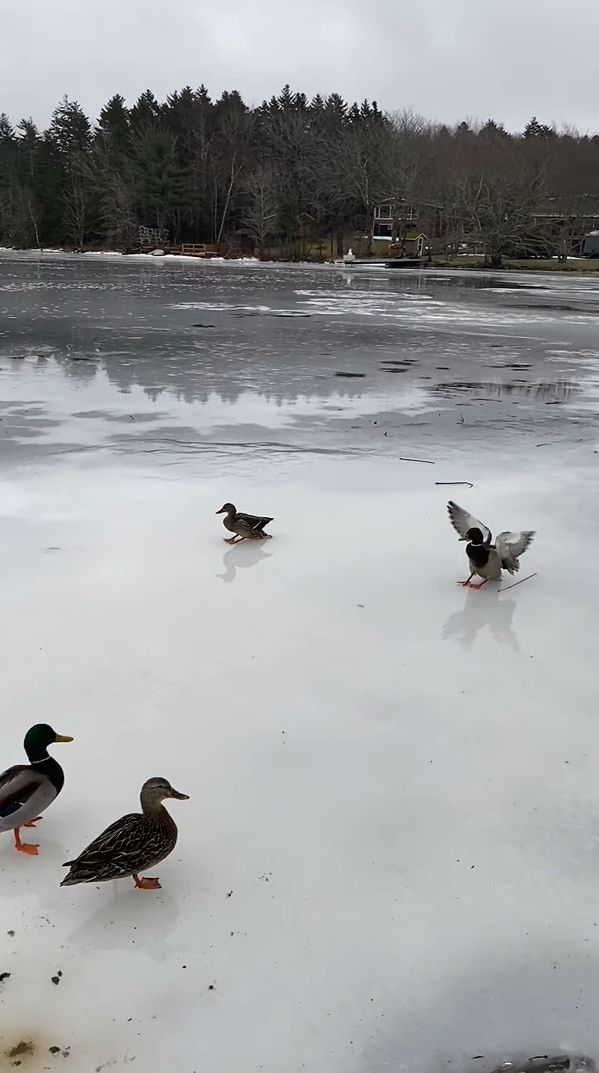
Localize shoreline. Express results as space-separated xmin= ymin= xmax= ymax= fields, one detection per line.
xmin=2 ymin=246 xmax=599 ymax=276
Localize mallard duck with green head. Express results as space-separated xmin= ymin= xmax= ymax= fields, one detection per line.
xmin=0 ymin=724 xmax=73 ymax=855
xmin=61 ymin=777 xmax=189 ymax=890
xmin=448 ymin=500 xmax=535 ymax=588
xmin=216 ymin=502 xmax=273 ymax=543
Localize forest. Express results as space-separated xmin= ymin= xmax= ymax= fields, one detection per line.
xmin=1 ymin=84 xmax=599 ymax=264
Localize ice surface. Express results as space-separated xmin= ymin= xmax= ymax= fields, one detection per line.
xmin=1 ymin=254 xmax=599 ymax=1073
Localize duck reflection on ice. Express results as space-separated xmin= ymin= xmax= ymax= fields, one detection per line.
xmin=217 ymin=541 xmax=273 ymax=582
xmin=442 ymin=584 xmax=519 ymax=650
xmin=66 ymin=888 xmax=180 ymax=960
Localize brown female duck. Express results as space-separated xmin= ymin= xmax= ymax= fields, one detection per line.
xmin=61 ymin=777 xmax=188 ymax=890
xmin=216 ymin=502 xmax=273 ymax=544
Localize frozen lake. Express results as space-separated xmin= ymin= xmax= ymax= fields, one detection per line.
xmin=1 ymin=253 xmax=599 ymax=1073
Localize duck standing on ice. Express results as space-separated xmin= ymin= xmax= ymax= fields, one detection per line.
xmin=61 ymin=777 xmax=189 ymax=891
xmin=447 ymin=500 xmax=535 ymax=589
xmin=0 ymin=724 xmax=73 ymax=855
xmin=216 ymin=503 xmax=273 ymax=544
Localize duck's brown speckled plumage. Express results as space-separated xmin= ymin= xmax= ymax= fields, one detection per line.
xmin=61 ymin=777 xmax=188 ymax=887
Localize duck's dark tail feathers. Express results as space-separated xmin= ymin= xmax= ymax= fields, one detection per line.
xmin=60 ymin=862 xmax=80 ymax=887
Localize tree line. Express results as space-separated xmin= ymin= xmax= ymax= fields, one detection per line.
xmin=1 ymin=85 xmax=598 ymax=264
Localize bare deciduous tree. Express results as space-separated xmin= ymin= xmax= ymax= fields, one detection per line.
xmin=453 ymin=154 xmax=547 ymax=266
xmin=241 ymin=167 xmax=279 ymax=256
xmin=63 ymin=155 xmax=89 ymax=249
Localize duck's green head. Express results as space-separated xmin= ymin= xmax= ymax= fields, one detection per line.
xmin=464 ymin=527 xmax=484 ymax=545
xmin=24 ymin=724 xmax=74 ymax=761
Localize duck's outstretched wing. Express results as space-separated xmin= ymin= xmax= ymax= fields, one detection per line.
xmin=237 ymin=512 xmax=273 ymax=532
xmin=495 ymin=531 xmax=535 ymax=574
xmin=447 ymin=501 xmax=492 ymax=543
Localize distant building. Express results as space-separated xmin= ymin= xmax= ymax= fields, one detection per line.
xmin=582 ymin=230 xmax=599 ymax=257
xmin=372 ymin=199 xmax=442 ymax=253
xmin=388 ymin=232 xmax=428 ymax=258
xmin=532 ymin=197 xmax=599 ymax=229
xmin=372 ymin=202 xmax=416 ymax=241
xmin=531 ymin=197 xmax=599 ymax=257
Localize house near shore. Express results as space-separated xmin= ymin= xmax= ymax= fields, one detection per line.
xmin=531 ymin=196 xmax=599 ymax=229
xmin=372 ymin=199 xmax=441 ymax=253
xmin=529 ymin=196 xmax=599 ymax=256
xmin=372 ymin=201 xmax=417 ymax=240
xmin=374 ymin=194 xmax=599 ymax=258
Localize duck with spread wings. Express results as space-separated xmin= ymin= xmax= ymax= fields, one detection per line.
xmin=447 ymin=500 xmax=535 ymax=589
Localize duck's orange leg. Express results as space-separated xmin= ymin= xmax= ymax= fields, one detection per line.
xmin=14 ymin=829 xmax=39 ymax=855
xmin=24 ymin=816 xmax=43 ymax=828
xmin=133 ymin=873 xmax=161 ymax=890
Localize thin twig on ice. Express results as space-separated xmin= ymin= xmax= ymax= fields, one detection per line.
xmin=500 ymin=572 xmax=537 ymax=592
xmin=435 ymin=481 xmax=474 ymax=488
xmin=399 ymin=456 xmax=435 ymax=464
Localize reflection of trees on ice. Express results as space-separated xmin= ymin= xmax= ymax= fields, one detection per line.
xmin=442 ymin=585 xmax=519 ymax=650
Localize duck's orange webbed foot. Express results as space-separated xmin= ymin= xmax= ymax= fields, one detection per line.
xmin=133 ymin=874 xmax=161 ymax=890
xmin=14 ymin=829 xmax=39 ymax=855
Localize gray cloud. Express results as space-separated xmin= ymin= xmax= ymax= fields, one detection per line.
xmin=1 ymin=0 xmax=597 ymax=132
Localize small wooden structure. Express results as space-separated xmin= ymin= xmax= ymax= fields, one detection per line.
xmin=180 ymin=243 xmax=220 ymax=258
xmin=139 ymin=225 xmax=169 ymax=249
xmin=388 ymin=232 xmax=428 ymax=258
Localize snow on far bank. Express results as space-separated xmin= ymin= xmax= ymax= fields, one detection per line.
xmin=0 ymin=246 xmax=261 ymax=265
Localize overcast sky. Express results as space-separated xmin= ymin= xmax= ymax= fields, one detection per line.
xmin=2 ymin=0 xmax=597 ymax=132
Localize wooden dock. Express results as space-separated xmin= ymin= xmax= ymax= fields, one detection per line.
xmin=179 ymin=243 xmax=221 ymax=258
xmin=335 ymin=257 xmax=425 ymax=269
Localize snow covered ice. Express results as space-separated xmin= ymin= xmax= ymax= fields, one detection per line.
xmin=1 ymin=252 xmax=599 ymax=1072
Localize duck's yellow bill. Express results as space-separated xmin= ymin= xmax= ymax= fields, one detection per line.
xmin=55 ymin=734 xmax=74 ymax=743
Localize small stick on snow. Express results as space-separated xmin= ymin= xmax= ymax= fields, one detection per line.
xmin=500 ymin=572 xmax=537 ymax=593
xmin=537 ymin=438 xmax=585 ymax=447
xmin=435 ymin=481 xmax=474 ymax=488
xmin=399 ymin=456 xmax=435 ymax=464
